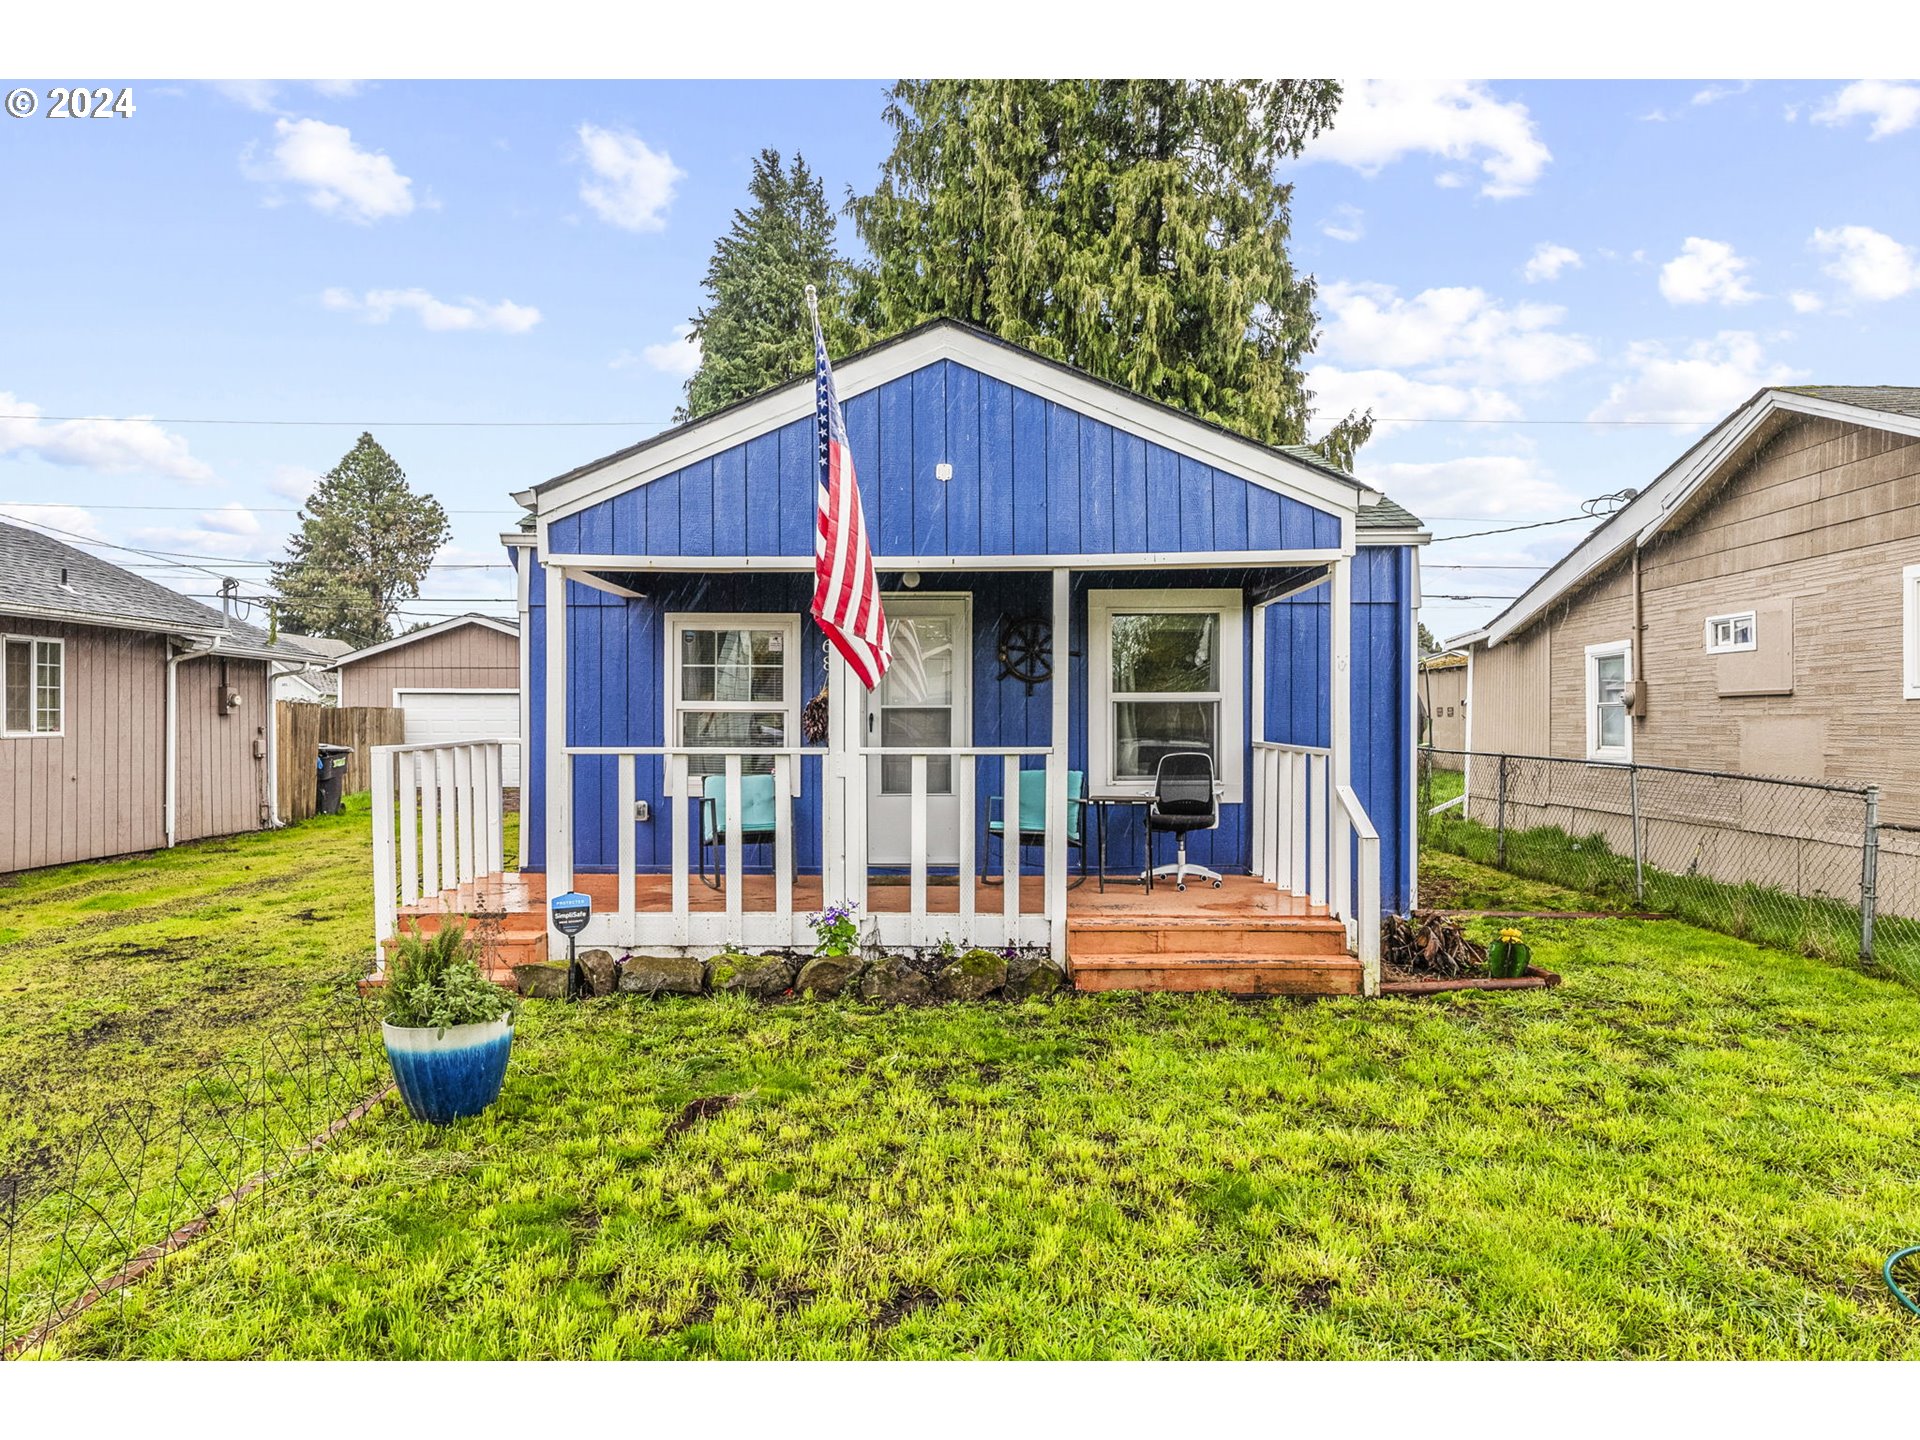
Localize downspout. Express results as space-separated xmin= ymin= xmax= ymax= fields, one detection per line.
xmin=164 ymin=636 xmax=217 ymax=848
xmin=1631 ymin=544 xmax=1646 ymax=723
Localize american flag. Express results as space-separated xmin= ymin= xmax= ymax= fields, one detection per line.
xmin=811 ymin=314 xmax=890 ymax=688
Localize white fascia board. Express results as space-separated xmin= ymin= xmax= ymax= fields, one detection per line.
xmin=499 ymin=531 xmax=536 ymax=549
xmin=531 ymin=325 xmax=1364 ymax=535
xmin=1357 ymin=527 xmax=1431 ymax=546
xmin=1770 ymin=389 xmax=1920 ymax=441
xmin=328 ymin=613 xmax=520 ymax=669
xmin=544 ymin=548 xmax=1350 ymax=573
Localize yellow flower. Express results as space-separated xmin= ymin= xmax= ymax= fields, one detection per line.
xmin=1499 ymin=927 xmax=1524 ymax=944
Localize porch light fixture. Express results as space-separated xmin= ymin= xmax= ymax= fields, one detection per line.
xmin=902 ymin=572 xmax=921 ymax=588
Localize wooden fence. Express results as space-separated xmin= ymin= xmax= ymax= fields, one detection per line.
xmin=274 ymin=702 xmax=406 ymax=823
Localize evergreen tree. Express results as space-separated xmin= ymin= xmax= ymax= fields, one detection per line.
xmin=680 ymin=149 xmax=850 ymax=420
xmin=1419 ymin=622 xmax=1440 ymax=656
xmin=849 ymin=80 xmax=1372 ymax=466
xmin=271 ymin=433 xmax=450 ymax=649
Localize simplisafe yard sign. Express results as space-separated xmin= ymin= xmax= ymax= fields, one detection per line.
xmin=551 ymin=891 xmax=592 ymax=1001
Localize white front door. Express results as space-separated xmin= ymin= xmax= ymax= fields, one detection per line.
xmin=866 ymin=595 xmax=970 ymax=865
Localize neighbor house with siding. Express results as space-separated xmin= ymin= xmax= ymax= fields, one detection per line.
xmin=1453 ymin=386 xmax=1920 ymax=815
xmin=330 ymin=613 xmax=521 ymax=786
xmin=370 ymin=321 xmax=1429 ymax=996
xmin=0 ymin=521 xmax=324 ymax=872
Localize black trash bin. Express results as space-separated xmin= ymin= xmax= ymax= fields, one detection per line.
xmin=315 ymin=744 xmax=353 ymax=815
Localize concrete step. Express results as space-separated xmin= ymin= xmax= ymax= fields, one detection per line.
xmin=1067 ymin=914 xmax=1349 ymax=958
xmin=1069 ymin=953 xmax=1363 ymax=996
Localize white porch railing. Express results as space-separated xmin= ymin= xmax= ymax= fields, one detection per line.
xmin=560 ymin=744 xmax=1063 ymax=955
xmin=371 ymin=739 xmax=517 ymax=956
xmin=1250 ymin=740 xmax=1382 ymax=993
xmin=853 ymin=746 xmax=1058 ymax=953
xmin=564 ymin=746 xmax=811 ymax=951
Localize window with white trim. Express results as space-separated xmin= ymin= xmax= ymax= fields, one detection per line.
xmin=1088 ymin=589 xmax=1243 ymax=797
xmin=1585 ymin=640 xmax=1632 ymax=762
xmin=1704 ymin=610 xmax=1756 ymax=654
xmin=3 ymin=637 xmax=63 ymax=737
xmin=1904 ymin=565 xmax=1920 ymax=701
xmin=665 ymin=614 xmax=800 ymax=786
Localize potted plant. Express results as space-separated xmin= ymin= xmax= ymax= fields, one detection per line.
xmin=381 ymin=920 xmax=516 ymax=1124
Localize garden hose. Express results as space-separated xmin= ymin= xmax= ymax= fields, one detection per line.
xmin=1886 ymin=1246 xmax=1920 ymax=1316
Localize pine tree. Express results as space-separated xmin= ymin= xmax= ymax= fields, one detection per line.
xmin=680 ymin=149 xmax=850 ymax=420
xmin=848 ymin=80 xmax=1373 ymax=466
xmin=271 ymin=433 xmax=450 ymax=649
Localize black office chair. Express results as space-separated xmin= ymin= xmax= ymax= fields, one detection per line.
xmin=1146 ymin=751 xmax=1221 ymax=892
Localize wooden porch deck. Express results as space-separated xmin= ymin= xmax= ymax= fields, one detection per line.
xmin=397 ymin=872 xmax=1359 ymax=997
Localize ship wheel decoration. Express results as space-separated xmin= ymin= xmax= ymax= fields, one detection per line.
xmin=997 ymin=615 xmax=1053 ymax=695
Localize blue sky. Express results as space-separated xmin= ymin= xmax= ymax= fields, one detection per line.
xmin=3 ymin=77 xmax=1917 ymax=639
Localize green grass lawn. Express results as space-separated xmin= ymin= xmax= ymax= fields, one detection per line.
xmin=0 ymin=795 xmax=388 ymax=1154
xmin=49 ymin=848 xmax=1920 ymax=1360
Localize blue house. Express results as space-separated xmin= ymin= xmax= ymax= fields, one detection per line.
xmin=379 ymin=321 xmax=1427 ymax=997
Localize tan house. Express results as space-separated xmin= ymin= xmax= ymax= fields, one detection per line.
xmin=330 ymin=613 xmax=520 ymax=785
xmin=1453 ymin=385 xmax=1920 ymax=818
xmin=1418 ymin=652 xmax=1468 ymax=767
xmin=0 ymin=521 xmax=324 ymax=873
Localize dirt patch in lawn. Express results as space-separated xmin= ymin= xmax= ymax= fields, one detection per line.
xmin=665 ymin=1094 xmax=739 ymax=1139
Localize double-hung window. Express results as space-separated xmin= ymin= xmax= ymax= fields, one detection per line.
xmin=665 ymin=614 xmax=800 ymax=787
xmin=1088 ymin=589 xmax=1243 ymax=796
xmin=3 ymin=637 xmax=63 ymax=737
xmin=1585 ymin=640 xmax=1632 ymax=762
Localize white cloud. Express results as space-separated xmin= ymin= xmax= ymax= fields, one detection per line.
xmin=1691 ymin=81 xmax=1751 ymax=107
xmin=247 ymin=117 xmax=413 ymax=223
xmin=576 ymin=124 xmax=684 ymax=232
xmin=0 ymin=503 xmax=108 ymax=542
xmin=322 ymin=287 xmax=541 ymax=333
xmin=132 ymin=512 xmax=280 ymax=562
xmin=1321 ymin=203 xmax=1365 ymax=243
xmin=1357 ymin=454 xmax=1576 ymax=518
xmin=1788 ymin=290 xmax=1824 ymax=314
xmin=1305 ymin=80 xmax=1551 ymax=198
xmin=267 ymin=464 xmax=322 ymax=501
xmin=194 ymin=503 xmax=265 ymax=538
xmin=1658 ymin=237 xmax=1760 ymax=305
xmin=1812 ymin=80 xmax=1920 ymax=140
xmin=639 ymin=323 xmax=703 ymax=376
xmin=0 ymin=392 xmax=215 ymax=483
xmin=1588 ymin=331 xmax=1806 ymax=427
xmin=212 ymin=80 xmax=366 ymax=113
xmin=1307 ymin=365 xmax=1522 ymax=440
xmin=1810 ymin=225 xmax=1920 ymax=302
xmin=1317 ymin=281 xmax=1595 ymax=387
xmin=1523 ymin=242 xmax=1581 ymax=284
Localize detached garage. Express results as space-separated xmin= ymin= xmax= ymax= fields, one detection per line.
xmin=331 ymin=614 xmax=522 ymax=786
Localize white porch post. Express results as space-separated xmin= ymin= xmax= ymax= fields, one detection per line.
xmin=544 ymin=562 xmax=573 ymax=901
xmin=1046 ymin=567 xmax=1070 ymax=967
xmin=1329 ymin=553 xmax=1354 ymax=927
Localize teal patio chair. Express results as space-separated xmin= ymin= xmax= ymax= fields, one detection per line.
xmin=983 ymin=768 xmax=1088 ymax=889
xmin=698 ymin=772 xmax=788 ymax=889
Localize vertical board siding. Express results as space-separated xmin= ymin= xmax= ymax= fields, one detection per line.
xmin=174 ymin=654 xmax=271 ymax=845
xmin=548 ymin=361 xmax=1342 ymax=560
xmin=336 ymin=624 xmax=519 ymax=708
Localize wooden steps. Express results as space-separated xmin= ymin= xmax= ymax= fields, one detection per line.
xmin=1066 ymin=912 xmax=1360 ymax=995
xmin=391 ymin=897 xmax=549 ymax=982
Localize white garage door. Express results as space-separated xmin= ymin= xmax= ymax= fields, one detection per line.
xmin=399 ymin=691 xmax=521 ymax=787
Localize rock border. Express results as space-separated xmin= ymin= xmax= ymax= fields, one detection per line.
xmin=514 ymin=946 xmax=1069 ymax=1006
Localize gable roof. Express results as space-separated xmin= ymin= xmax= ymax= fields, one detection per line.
xmin=329 ymin=612 xmax=519 ymax=669
xmin=1458 ymin=384 xmax=1920 ymax=649
xmin=0 ymin=521 xmax=323 ymax=663
xmin=522 ymin=319 xmax=1398 ymax=535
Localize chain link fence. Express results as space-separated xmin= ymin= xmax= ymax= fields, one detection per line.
xmin=1 ymin=995 xmax=390 ymax=1360
xmin=1419 ymin=748 xmax=1920 ymax=987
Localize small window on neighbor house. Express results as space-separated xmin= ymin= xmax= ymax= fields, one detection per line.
xmin=3 ymin=637 xmax=63 ymax=736
xmin=1704 ymin=611 xmax=1757 ymax=654
xmin=1904 ymin=566 xmax=1920 ymax=701
xmin=1585 ymin=641 xmax=1631 ymax=762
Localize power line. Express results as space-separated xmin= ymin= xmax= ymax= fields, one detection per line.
xmin=1423 ymin=563 xmax=1552 ymax=571
xmin=1427 ymin=513 xmax=1596 ymax=543
xmin=0 ymin=411 xmax=1723 ymax=429
xmin=0 ymin=500 xmax=522 ymax=515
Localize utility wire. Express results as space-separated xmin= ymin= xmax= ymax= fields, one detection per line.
xmin=0 ymin=500 xmax=522 ymax=515
xmin=0 ymin=411 xmax=1724 ymax=428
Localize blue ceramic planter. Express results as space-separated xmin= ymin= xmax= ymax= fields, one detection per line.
xmin=383 ymin=1015 xmax=513 ymax=1124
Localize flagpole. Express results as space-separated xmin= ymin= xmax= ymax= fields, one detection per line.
xmin=804 ymin=283 xmax=820 ymax=331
